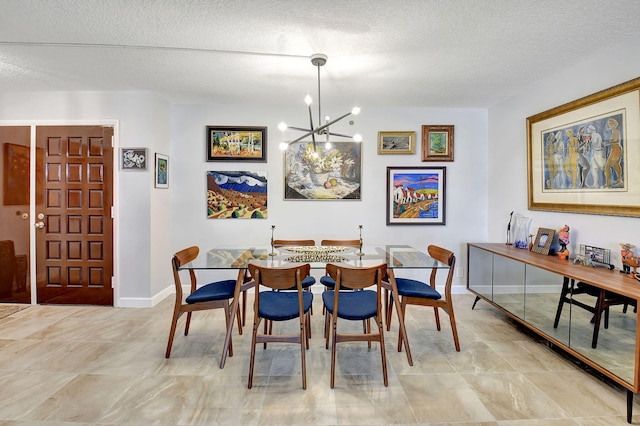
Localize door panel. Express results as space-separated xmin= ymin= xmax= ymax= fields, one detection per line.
xmin=0 ymin=126 xmax=31 ymax=303
xmin=36 ymin=126 xmax=114 ymax=305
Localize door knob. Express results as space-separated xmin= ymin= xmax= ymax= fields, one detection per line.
xmin=35 ymin=221 xmax=45 ymax=229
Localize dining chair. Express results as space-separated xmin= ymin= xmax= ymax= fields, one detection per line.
xmin=386 ymin=245 xmax=460 ymax=352
xmin=319 ymin=239 xmax=360 ymax=290
xmin=246 ymin=262 xmax=313 ymax=389
xmin=273 ymin=239 xmax=317 ymax=288
xmin=165 ymin=246 xmax=238 ymax=359
xmin=323 ymin=262 xmax=388 ymax=388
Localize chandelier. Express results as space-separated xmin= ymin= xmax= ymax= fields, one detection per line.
xmin=278 ymin=53 xmax=362 ymax=152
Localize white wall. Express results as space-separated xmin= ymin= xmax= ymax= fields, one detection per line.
xmin=170 ymin=102 xmax=489 ymax=290
xmin=487 ymin=33 xmax=640 ymax=268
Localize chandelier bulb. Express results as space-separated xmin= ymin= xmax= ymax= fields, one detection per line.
xmin=304 ymin=95 xmax=312 ymax=106
xmin=351 ymin=107 xmax=361 ymax=115
xmin=325 ymin=142 xmax=332 ymax=150
xmin=353 ymin=133 xmax=363 ymax=142
xmin=279 ymin=142 xmax=288 ymax=151
xmin=278 ymin=122 xmax=288 ymax=131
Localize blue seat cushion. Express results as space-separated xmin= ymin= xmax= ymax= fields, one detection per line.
xmin=322 ymin=290 xmax=377 ymax=320
xmin=258 ymin=291 xmax=313 ymax=321
xmin=395 ymin=278 xmax=442 ymax=300
xmin=185 ymin=279 xmax=236 ymax=304
xmin=320 ymin=275 xmax=335 ymax=288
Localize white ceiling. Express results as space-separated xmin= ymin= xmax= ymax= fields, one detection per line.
xmin=2 ymin=0 xmax=640 ymax=108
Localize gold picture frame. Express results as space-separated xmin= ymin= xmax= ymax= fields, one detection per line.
xmin=527 ymin=76 xmax=640 ymax=217
xmin=531 ymin=228 xmax=555 ymax=255
xmin=421 ymin=125 xmax=454 ymax=161
xmin=377 ymin=131 xmax=415 ymax=154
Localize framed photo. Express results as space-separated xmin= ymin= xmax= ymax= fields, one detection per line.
xmin=527 ymin=77 xmax=640 ymax=217
xmin=377 ymin=131 xmax=415 ymax=154
xmin=531 ymin=228 xmax=555 ymax=255
xmin=422 ymin=125 xmax=454 ymax=162
xmin=121 ymin=148 xmax=148 ymax=170
xmin=284 ymin=141 xmax=361 ymax=200
xmin=154 ymin=153 xmax=169 ymax=188
xmin=206 ymin=126 xmax=267 ymax=162
xmin=386 ymin=166 xmax=446 ymax=225
xmin=206 ymin=171 xmax=267 ymax=218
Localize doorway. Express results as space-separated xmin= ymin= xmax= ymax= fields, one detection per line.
xmin=0 ymin=125 xmax=114 ymax=305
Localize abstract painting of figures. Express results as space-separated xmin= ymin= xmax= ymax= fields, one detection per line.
xmin=387 ymin=167 xmax=446 ymax=225
xmin=206 ymin=171 xmax=267 ymax=219
xmin=542 ymin=112 xmax=625 ymax=191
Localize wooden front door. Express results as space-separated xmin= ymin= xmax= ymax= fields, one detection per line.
xmin=36 ymin=126 xmax=114 ymax=305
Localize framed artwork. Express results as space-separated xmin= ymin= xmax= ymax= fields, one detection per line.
xmin=531 ymin=228 xmax=555 ymax=255
xmin=377 ymin=131 xmax=415 ymax=154
xmin=154 ymin=153 xmax=169 ymax=188
xmin=527 ymin=77 xmax=640 ymax=217
xmin=206 ymin=126 xmax=267 ymax=162
xmin=206 ymin=171 xmax=267 ymax=218
xmin=422 ymin=125 xmax=454 ymax=162
xmin=284 ymin=141 xmax=361 ymax=200
xmin=121 ymin=148 xmax=148 ymax=170
xmin=386 ymin=166 xmax=446 ymax=225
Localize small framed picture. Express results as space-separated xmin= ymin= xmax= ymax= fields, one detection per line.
xmin=531 ymin=227 xmax=556 ymax=255
xmin=121 ymin=148 xmax=148 ymax=170
xmin=154 ymin=153 xmax=169 ymax=188
xmin=422 ymin=125 xmax=454 ymax=162
xmin=377 ymin=131 xmax=415 ymax=154
xmin=386 ymin=166 xmax=446 ymax=225
xmin=206 ymin=126 xmax=267 ymax=162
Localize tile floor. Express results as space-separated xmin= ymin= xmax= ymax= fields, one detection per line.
xmin=0 ymin=293 xmax=638 ymax=425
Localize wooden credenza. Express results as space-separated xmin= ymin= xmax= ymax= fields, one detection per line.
xmin=467 ymin=243 xmax=640 ymax=423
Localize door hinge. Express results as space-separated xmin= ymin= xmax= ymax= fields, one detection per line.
xmin=111 ymin=276 xmax=115 ymax=288
xmin=111 ymin=135 xmax=114 ymax=148
xmin=111 ymin=206 xmax=114 ymax=218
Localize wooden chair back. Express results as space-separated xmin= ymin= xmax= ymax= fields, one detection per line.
xmin=172 ymin=245 xmax=200 ymax=300
xmin=273 ymin=239 xmax=315 ymax=248
xmin=248 ymin=263 xmax=310 ymax=291
xmin=326 ymin=263 xmax=387 ymax=291
xmin=428 ymin=245 xmax=456 ymax=299
xmin=321 ymin=239 xmax=360 ymax=247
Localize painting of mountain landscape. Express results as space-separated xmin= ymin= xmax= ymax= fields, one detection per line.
xmin=207 ymin=171 xmax=267 ymax=219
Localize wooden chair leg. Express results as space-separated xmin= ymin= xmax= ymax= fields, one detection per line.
xmin=447 ymin=304 xmax=461 ymax=352
xmin=184 ymin=312 xmax=192 ymax=336
xmin=386 ymin=292 xmax=394 ymax=331
xmin=165 ymin=310 xmax=181 ymax=358
xmin=330 ymin=317 xmax=338 ymax=389
xmin=223 ymin=303 xmax=233 ymax=357
xmin=433 ymin=306 xmax=441 ymax=331
xmin=248 ymin=318 xmax=259 ymax=389
xmin=377 ymin=315 xmax=388 ymax=387
xmin=300 ymin=316 xmax=307 ymax=389
xmin=397 ymin=300 xmax=407 ymax=352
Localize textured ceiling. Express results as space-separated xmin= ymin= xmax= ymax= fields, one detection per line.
xmin=1 ymin=0 xmax=640 ymax=108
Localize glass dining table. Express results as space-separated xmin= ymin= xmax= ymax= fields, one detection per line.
xmin=181 ymin=244 xmax=449 ymax=369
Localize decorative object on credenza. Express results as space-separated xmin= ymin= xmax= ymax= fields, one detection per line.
xmin=628 ymin=257 xmax=640 ymax=277
xmin=378 ymin=131 xmax=415 ymax=155
xmin=121 ymin=147 xmax=148 ymax=170
xmin=576 ymin=244 xmax=614 ymax=269
xmin=206 ymin=171 xmax=267 ymax=219
xmin=506 ymin=211 xmax=514 ymax=245
xmin=557 ymin=225 xmax=570 ymax=260
xmin=527 ymin=76 xmax=640 ymax=217
xmin=531 ymin=228 xmax=556 ymax=255
xmin=386 ymin=166 xmax=446 ymax=225
xmin=620 ymin=242 xmax=636 ymax=274
xmin=154 ymin=153 xmax=169 ymax=188
xmin=206 ymin=126 xmax=267 ymax=162
xmin=357 ymin=224 xmax=364 ymax=256
xmin=421 ymin=125 xmax=454 ymax=162
xmin=277 ymin=53 xmax=362 ymax=153
xmin=512 ymin=213 xmax=531 ymax=249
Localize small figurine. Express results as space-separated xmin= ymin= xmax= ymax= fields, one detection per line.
xmin=620 ymin=243 xmax=636 ymax=274
xmin=557 ymin=225 xmax=570 ymax=260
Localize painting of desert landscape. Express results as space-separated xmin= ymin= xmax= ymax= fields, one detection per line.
xmin=207 ymin=171 xmax=267 ymax=219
